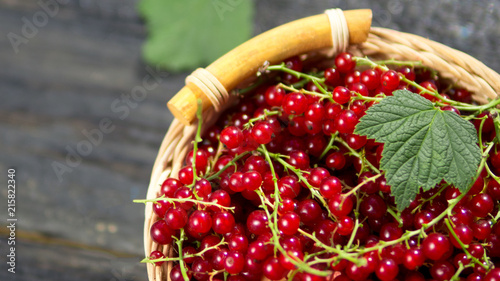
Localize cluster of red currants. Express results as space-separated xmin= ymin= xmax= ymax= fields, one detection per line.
xmin=145 ymin=52 xmax=500 ymax=281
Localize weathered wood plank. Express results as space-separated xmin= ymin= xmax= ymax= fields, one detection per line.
xmin=0 ymin=237 xmax=148 ymax=281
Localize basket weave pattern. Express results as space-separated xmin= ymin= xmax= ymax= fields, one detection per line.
xmin=143 ymin=26 xmax=500 ymax=281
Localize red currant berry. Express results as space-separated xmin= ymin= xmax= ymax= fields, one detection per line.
xmin=328 ymin=194 xmax=354 ymax=217
xmin=247 ymin=210 xmax=269 ymax=235
xmin=484 ymin=268 xmax=500 ymax=281
xmin=188 ymin=210 xmax=212 ymax=234
xmin=265 ymin=86 xmax=286 ymax=107
xmin=220 ymin=126 xmax=243 ymax=149
xmin=422 ymin=233 xmax=451 ymax=260
xmin=161 ymin=178 xmax=182 ymax=197
xmin=360 ymin=194 xmax=387 ymax=219
xmin=469 ymin=193 xmax=494 ymax=218
xmin=262 ymin=256 xmax=288 ymax=280
xmin=325 ymin=151 xmax=346 ymax=170
xmin=279 ymin=250 xmax=304 ymax=270
xmin=332 ymin=86 xmax=351 ymax=104
xmin=304 ymin=102 xmax=325 ymax=122
xmin=360 ymin=69 xmax=381 ymax=90
xmin=297 ymin=199 xmax=323 ymax=225
xmin=381 ymin=70 xmax=400 ymax=91
xmin=335 ymin=52 xmax=356 ymax=73
xmin=307 ymin=167 xmax=330 ymax=188
xmin=319 ymin=176 xmax=342 ymax=199
xmin=170 ymin=264 xmax=192 ymax=281
xmin=336 ymin=216 xmax=354 ymax=236
xmin=150 ymin=250 xmax=166 ymax=266
xmin=153 ymin=199 xmax=172 ymax=218
xmin=324 ymin=67 xmax=342 ymax=86
xmin=278 ymin=175 xmax=301 ymax=198
xmin=241 ymin=171 xmax=263 ymax=191
xmin=379 ymin=222 xmax=403 ymax=241
xmin=224 ymin=251 xmax=245 ymax=274
xmin=403 ymin=247 xmax=425 ymax=270
xmin=278 ymin=212 xmax=300 ymax=235
xmin=449 ymin=224 xmax=473 ymax=247
xmin=335 ymin=110 xmax=359 ymax=134
xmin=376 ymin=258 xmax=399 ymax=281
xmin=164 ymin=207 xmax=188 ymax=230
xmin=150 ymin=220 xmax=175 ymax=245
xmin=229 ymin=172 xmax=245 ymax=192
xmin=252 ymin=121 xmax=275 ymax=144
xmin=453 ymin=88 xmax=472 ymax=103
xmin=287 ymin=150 xmax=310 ymax=170
xmin=212 ymin=211 xmax=235 ymax=234
xmin=473 ymin=219 xmax=492 ymax=240
xmin=282 ymin=92 xmax=308 ymax=115
xmin=430 ymin=260 xmax=455 ymax=281
xmin=186 ymin=149 xmax=209 ymax=172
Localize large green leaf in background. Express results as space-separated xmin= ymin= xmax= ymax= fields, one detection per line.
xmin=138 ymin=0 xmax=253 ymax=71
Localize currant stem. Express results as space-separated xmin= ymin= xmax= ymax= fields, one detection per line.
xmin=319 ymin=132 xmax=339 ymax=160
xmin=345 ymin=194 xmax=362 ymax=250
xmin=206 ymin=151 xmax=250 ymax=181
xmin=176 ymin=229 xmax=189 ymax=281
xmin=267 ymin=63 xmax=325 ymax=82
xmin=297 ymin=228 xmax=360 ymax=264
xmin=258 ymin=145 xmax=331 ymax=277
xmin=337 ymin=138 xmax=380 ymax=174
xmin=344 ymin=173 xmax=382 ymax=197
xmin=261 ymin=147 xmax=333 ymax=217
xmin=190 ymin=100 xmax=205 ymax=187
xmin=133 ymin=196 xmax=235 ymax=211
xmin=386 ymin=207 xmax=403 ymax=226
xmin=244 ymin=109 xmax=280 ymax=129
xmin=278 ymin=83 xmax=332 ymax=101
xmin=444 ymin=218 xmax=490 ymax=270
xmin=142 ymin=238 xmax=226 ymax=264
xmin=450 ymin=261 xmax=465 ymax=281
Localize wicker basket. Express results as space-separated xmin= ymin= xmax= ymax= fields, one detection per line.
xmin=143 ymin=8 xmax=500 ymax=281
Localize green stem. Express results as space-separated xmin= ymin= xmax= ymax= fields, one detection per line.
xmin=451 ymin=260 xmax=465 ymax=281
xmin=142 ymin=238 xmax=227 ymax=264
xmin=319 ymin=132 xmax=338 ymax=160
xmin=237 ymin=77 xmax=265 ymax=95
xmin=297 ymin=229 xmax=360 ymax=264
xmin=176 ymin=229 xmax=189 ymax=281
xmin=188 ymin=99 xmax=204 ymax=188
xmin=267 ymin=63 xmax=325 ymax=82
xmin=244 ymin=109 xmax=280 ymax=129
xmin=261 ymin=147 xmax=333 ymax=216
xmin=444 ymin=218 xmax=489 ymax=270
xmin=258 ymin=145 xmax=331 ymax=277
xmin=344 ymin=174 xmax=383 ymax=197
xmin=337 ymin=138 xmax=380 ymax=174
xmin=345 ymin=194 xmax=363 ymax=250
xmin=206 ymin=151 xmax=250 ymax=181
xmin=133 ymin=196 xmax=235 ymax=211
xmin=355 ymin=58 xmax=423 ymax=68
xmin=278 ymin=83 xmax=332 ymax=100
xmin=386 ymin=207 xmax=402 ymax=226
xmin=353 ymin=93 xmax=383 ymax=103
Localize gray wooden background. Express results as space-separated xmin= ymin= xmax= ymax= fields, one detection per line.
xmin=0 ymin=0 xmax=499 ymax=280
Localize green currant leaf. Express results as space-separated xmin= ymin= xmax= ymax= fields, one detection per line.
xmin=355 ymin=90 xmax=481 ymax=211
xmin=138 ymin=0 xmax=253 ymax=71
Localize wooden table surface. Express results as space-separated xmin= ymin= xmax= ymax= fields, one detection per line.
xmin=0 ymin=1 xmax=499 ymax=280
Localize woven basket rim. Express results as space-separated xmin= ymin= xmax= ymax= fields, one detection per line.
xmin=143 ymin=24 xmax=500 ymax=281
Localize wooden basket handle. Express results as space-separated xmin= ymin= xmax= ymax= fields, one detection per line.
xmin=167 ymin=9 xmax=372 ymax=125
